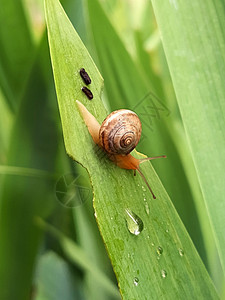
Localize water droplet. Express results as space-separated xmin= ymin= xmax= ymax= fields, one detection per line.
xmin=151 ymin=242 xmax=155 ymax=246
xmin=143 ymin=197 xmax=150 ymax=215
xmin=145 ymin=202 xmax=150 ymax=215
xmin=141 ymin=185 xmax=146 ymax=192
xmin=94 ymin=211 xmax=97 ymax=218
xmin=133 ymin=277 xmax=139 ymax=286
xmin=165 ymin=229 xmax=169 ymax=233
xmin=157 ymin=246 xmax=163 ymax=256
xmin=161 ymin=269 xmax=167 ymax=278
xmin=178 ymin=248 xmax=184 ymax=256
xmin=125 ymin=209 xmax=144 ymax=236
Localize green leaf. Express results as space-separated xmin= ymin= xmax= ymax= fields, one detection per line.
xmin=45 ymin=0 xmax=219 ymax=298
xmin=36 ymin=218 xmax=120 ymax=299
xmin=0 ymin=165 xmax=57 ymax=178
xmin=0 ymin=0 xmax=34 ymax=110
xmin=0 ymin=89 xmax=13 ymax=163
xmin=72 ymin=200 xmax=118 ymax=300
xmin=35 ymin=252 xmax=82 ymax=300
xmin=150 ymin=0 xmax=225 ymax=275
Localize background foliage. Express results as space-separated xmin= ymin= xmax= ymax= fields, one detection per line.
xmin=0 ymin=0 xmax=224 ymax=299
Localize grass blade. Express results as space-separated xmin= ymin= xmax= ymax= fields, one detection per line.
xmin=45 ymin=0 xmax=219 ymax=298
xmin=36 ymin=218 xmax=120 ymax=298
xmin=0 ymin=0 xmax=34 ymax=109
xmin=35 ymin=252 xmax=84 ymax=300
xmin=0 ymin=35 xmax=58 ymax=300
xmin=151 ymin=0 xmax=225 ymax=275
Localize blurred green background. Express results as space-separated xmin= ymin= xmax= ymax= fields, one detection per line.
xmin=0 ymin=0 xmax=224 ymax=299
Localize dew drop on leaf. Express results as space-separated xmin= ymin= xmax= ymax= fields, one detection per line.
xmin=178 ymin=248 xmax=184 ymax=256
xmin=133 ymin=277 xmax=139 ymax=286
xmin=141 ymin=185 xmax=146 ymax=192
xmin=157 ymin=246 xmax=163 ymax=256
xmin=125 ymin=209 xmax=144 ymax=236
xmin=161 ymin=269 xmax=167 ymax=278
xmin=145 ymin=202 xmax=150 ymax=215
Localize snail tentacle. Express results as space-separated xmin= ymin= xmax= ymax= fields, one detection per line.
xmin=139 ymin=155 xmax=167 ymax=163
xmin=136 ymin=168 xmax=156 ymax=199
xmin=76 ymin=100 xmax=100 ymax=145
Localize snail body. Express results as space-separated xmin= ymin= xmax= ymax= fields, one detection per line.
xmin=76 ymin=100 xmax=166 ymax=198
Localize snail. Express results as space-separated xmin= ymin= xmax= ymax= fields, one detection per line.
xmin=76 ymin=100 xmax=166 ymax=199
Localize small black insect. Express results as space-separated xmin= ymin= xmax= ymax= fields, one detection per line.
xmin=79 ymin=68 xmax=91 ymax=85
xmin=82 ymin=87 xmax=93 ymax=100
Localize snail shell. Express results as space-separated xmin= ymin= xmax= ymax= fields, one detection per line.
xmin=99 ymin=109 xmax=142 ymax=155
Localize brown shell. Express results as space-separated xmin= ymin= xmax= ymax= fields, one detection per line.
xmin=99 ymin=109 xmax=142 ymax=155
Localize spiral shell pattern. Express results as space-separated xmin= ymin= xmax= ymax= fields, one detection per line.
xmin=99 ymin=109 xmax=142 ymax=155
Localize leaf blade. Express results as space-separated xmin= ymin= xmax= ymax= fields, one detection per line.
xmin=150 ymin=0 xmax=225 ymax=274
xmin=45 ymin=0 xmax=219 ymax=298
